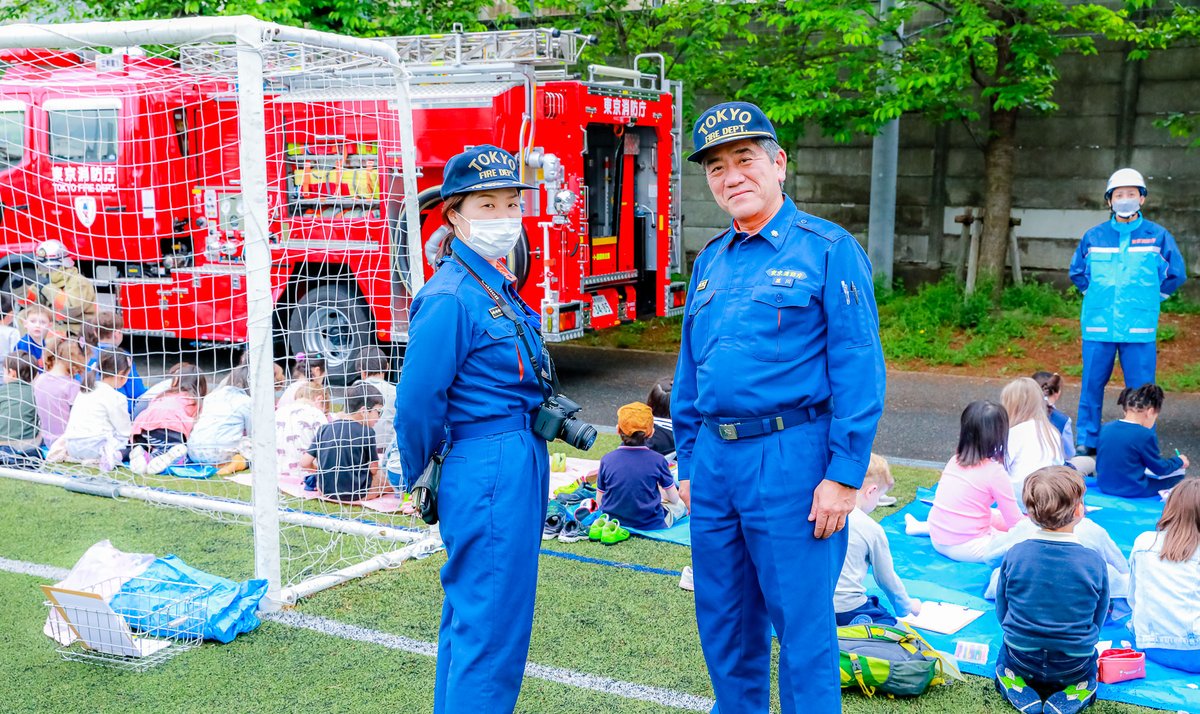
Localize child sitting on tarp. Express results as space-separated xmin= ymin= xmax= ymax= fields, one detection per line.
xmin=834 ymin=454 xmax=920 ymax=625
xmin=595 ymin=402 xmax=686 ymax=531
xmin=129 ymin=363 xmax=208 ymax=476
xmin=83 ymin=311 xmax=146 ymax=415
xmin=994 ymin=465 xmax=1108 ymax=714
xmin=0 ymin=351 xmax=42 ymax=467
xmin=1128 ymin=477 xmax=1200 ymax=673
xmin=300 ymin=382 xmax=386 ymax=502
xmin=1095 ymin=384 xmax=1188 ymax=498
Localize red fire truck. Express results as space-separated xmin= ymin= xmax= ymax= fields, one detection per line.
xmin=0 ymin=28 xmax=685 ymax=380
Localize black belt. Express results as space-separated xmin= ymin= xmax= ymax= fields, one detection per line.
xmin=703 ymin=401 xmax=831 ymax=441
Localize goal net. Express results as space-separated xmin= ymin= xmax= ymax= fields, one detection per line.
xmin=0 ymin=17 xmax=430 ymax=607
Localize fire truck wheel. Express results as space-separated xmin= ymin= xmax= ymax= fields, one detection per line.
xmin=0 ymin=262 xmax=39 ymax=297
xmin=287 ymin=283 xmax=374 ymax=387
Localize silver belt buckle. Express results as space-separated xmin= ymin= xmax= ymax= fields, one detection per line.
xmin=718 ymin=423 xmax=739 ymax=440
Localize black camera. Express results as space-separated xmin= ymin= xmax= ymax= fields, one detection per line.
xmin=532 ymin=395 xmax=597 ymax=451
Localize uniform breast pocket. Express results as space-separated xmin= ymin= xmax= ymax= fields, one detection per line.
xmin=748 ymin=284 xmax=818 ymax=362
xmin=686 ymin=289 xmax=717 ymax=363
xmin=484 ymin=319 xmax=517 ymax=340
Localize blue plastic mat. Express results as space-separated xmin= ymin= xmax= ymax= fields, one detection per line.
xmin=626 ymin=515 xmax=692 ymax=546
xmin=881 ymin=487 xmax=1199 ymax=712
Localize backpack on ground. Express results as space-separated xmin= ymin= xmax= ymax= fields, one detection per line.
xmin=837 ymin=623 xmax=960 ymax=697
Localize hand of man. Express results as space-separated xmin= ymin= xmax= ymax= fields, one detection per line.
xmin=809 ymin=479 xmax=857 ymax=539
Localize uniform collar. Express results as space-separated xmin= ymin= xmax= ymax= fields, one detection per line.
xmin=1109 ymin=215 xmax=1143 ymax=234
xmin=1033 ymin=529 xmax=1081 ymax=544
xmin=728 ymin=194 xmax=795 ymax=251
xmin=451 ymin=237 xmax=514 ymax=293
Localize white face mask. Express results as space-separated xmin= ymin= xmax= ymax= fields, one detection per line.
xmin=457 ymin=216 xmax=523 ymax=260
xmin=1112 ymin=197 xmax=1141 ymax=219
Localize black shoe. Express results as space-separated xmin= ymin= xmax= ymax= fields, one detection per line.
xmin=1076 ymin=445 xmax=1095 ymax=457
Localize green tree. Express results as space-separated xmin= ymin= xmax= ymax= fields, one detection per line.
xmin=536 ymin=0 xmax=1198 ymax=298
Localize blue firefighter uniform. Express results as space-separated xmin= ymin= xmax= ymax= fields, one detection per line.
xmin=673 ymin=115 xmax=886 ymax=709
xmin=1069 ymin=216 xmax=1186 ymax=450
xmin=394 ymin=147 xmax=548 ymax=714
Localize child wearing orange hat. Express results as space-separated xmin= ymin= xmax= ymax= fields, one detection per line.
xmin=595 ymin=401 xmax=687 ymax=531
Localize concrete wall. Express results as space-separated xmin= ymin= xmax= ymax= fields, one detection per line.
xmin=678 ymin=44 xmax=1200 ymax=294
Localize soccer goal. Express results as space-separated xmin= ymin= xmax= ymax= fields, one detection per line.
xmin=0 ymin=16 xmax=432 ymax=608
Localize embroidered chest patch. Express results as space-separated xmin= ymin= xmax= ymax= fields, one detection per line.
xmin=488 ymin=306 xmax=503 ymax=319
xmin=767 ymin=268 xmax=807 ymax=281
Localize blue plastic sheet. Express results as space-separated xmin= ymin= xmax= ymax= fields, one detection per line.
xmin=627 ymin=515 xmax=692 ymax=546
xmin=880 ymin=486 xmax=1200 ymax=712
xmin=109 ymin=555 xmax=268 ymax=644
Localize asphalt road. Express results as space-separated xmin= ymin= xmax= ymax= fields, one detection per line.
xmin=549 ymin=344 xmax=1200 ymax=464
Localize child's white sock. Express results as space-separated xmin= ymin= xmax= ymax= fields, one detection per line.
xmin=905 ymin=513 xmax=931 ymax=537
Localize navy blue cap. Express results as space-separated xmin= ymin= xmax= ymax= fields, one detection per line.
xmin=687 ymin=101 xmax=778 ymax=163
xmin=440 ymin=144 xmax=534 ymax=199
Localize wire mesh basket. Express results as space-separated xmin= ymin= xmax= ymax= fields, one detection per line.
xmin=43 ymin=576 xmax=210 ymax=671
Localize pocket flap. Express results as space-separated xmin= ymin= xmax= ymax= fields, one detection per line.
xmin=1089 ymin=250 xmax=1115 ymax=262
xmin=484 ymin=319 xmax=516 ymax=339
xmin=688 ymin=288 xmax=716 ymax=315
xmin=751 ymin=283 xmax=814 ymax=308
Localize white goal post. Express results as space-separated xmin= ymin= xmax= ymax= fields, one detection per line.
xmin=0 ymin=16 xmax=429 ymax=609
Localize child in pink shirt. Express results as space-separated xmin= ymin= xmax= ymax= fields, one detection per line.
xmin=129 ymin=363 xmax=207 ymax=475
xmin=33 ymin=336 xmax=84 ymax=447
xmin=906 ymin=400 xmax=1025 ymax=563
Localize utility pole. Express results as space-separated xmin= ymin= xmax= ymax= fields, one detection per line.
xmin=867 ymin=0 xmax=900 ymax=286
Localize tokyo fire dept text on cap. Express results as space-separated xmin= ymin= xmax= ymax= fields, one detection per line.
xmin=440 ymin=144 xmax=535 ymax=200
xmin=687 ymin=101 xmax=778 ymax=163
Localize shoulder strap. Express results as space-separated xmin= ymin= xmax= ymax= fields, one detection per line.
xmin=454 ymin=252 xmax=556 ymax=400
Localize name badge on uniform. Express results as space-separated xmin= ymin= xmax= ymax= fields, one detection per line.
xmin=771 ymin=276 xmax=794 ymax=288
xmin=697 ymin=279 xmax=709 ymax=291
xmin=488 ymin=306 xmax=503 ymax=319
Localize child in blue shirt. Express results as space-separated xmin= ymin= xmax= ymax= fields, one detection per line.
xmin=1095 ymin=384 xmax=1187 ymax=498
xmin=83 ymin=311 xmax=146 ymax=415
xmin=995 ymin=465 xmax=1109 ymax=714
xmin=15 ymin=304 xmax=52 ymax=367
xmin=595 ymin=402 xmax=686 ymax=531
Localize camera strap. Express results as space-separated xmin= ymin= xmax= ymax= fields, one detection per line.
xmin=454 ymin=251 xmax=557 ymax=401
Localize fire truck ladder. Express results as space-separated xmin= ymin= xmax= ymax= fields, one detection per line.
xmin=381 ymin=26 xmax=592 ymax=69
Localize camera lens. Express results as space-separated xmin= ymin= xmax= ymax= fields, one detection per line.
xmin=561 ymin=418 xmax=597 ymax=451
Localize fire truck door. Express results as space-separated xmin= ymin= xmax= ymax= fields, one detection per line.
xmin=584 ymin=124 xmax=639 ymax=279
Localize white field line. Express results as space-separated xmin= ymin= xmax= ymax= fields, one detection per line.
xmin=0 ymin=556 xmax=714 ymax=712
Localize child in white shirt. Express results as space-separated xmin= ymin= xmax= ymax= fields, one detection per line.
xmin=835 ymin=454 xmax=921 ymax=625
xmin=1002 ymin=377 xmax=1064 ymax=505
xmin=56 ymin=349 xmax=132 ymax=472
xmin=356 ymin=346 xmax=395 ymax=454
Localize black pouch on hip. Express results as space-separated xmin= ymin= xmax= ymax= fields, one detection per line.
xmin=411 ymin=442 xmax=451 ymax=526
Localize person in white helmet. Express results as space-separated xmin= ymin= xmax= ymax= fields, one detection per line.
xmin=33 ymin=240 xmax=97 ymax=338
xmin=1068 ymin=169 xmax=1187 ymax=456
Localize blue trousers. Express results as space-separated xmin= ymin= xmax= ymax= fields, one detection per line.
xmin=997 ymin=644 xmax=1096 ymax=701
xmin=1145 ymin=647 xmax=1200 ymax=674
xmin=692 ymin=415 xmax=846 ymax=714
xmin=835 ymin=596 xmax=897 ymax=627
xmin=1078 ymin=340 xmax=1156 ymax=449
xmin=432 ymin=429 xmax=549 ymax=714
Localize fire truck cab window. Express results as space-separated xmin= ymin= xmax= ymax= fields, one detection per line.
xmin=0 ymin=110 xmax=23 ymax=170
xmin=48 ymin=108 xmax=118 ymax=164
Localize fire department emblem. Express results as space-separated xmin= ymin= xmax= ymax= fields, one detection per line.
xmin=74 ymin=196 xmax=97 ymax=228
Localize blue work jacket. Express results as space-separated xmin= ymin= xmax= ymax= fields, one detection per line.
xmin=671 ymin=196 xmax=886 ymax=489
xmin=393 ymin=238 xmax=545 ymax=484
xmin=1069 ymin=216 xmax=1187 ymax=343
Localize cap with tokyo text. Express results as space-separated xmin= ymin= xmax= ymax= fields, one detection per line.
xmin=440 ymin=144 xmax=535 ymax=200
xmin=687 ymin=101 xmax=778 ymax=163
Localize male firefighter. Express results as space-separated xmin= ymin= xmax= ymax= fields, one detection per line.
xmin=34 ymin=240 xmax=97 ymax=338
xmin=1069 ymin=168 xmax=1187 ymax=456
xmin=671 ymin=102 xmax=886 ymax=713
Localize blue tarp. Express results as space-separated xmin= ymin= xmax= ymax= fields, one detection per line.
xmin=109 ymin=555 xmax=268 ymax=644
xmin=880 ymin=486 xmax=1200 ymax=712
xmin=627 ymin=515 xmax=692 ymax=546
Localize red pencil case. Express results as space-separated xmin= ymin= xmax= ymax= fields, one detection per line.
xmin=1098 ymin=648 xmax=1146 ymax=684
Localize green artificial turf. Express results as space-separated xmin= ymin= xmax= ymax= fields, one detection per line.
xmin=0 ymin=456 xmax=1157 ymax=713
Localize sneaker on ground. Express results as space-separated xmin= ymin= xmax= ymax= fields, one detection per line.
xmin=600 ymin=519 xmax=630 ymax=546
xmin=877 ymin=494 xmax=898 ymax=507
xmin=679 ymin=566 xmax=694 ymax=591
xmin=128 ymin=445 xmax=149 ymax=476
xmin=552 ymin=476 xmax=588 ymax=496
xmin=542 ymin=513 xmax=565 ymax=541
xmin=555 ymin=483 xmax=597 ymax=506
xmin=588 ymin=514 xmax=610 ymax=542
xmin=995 ymin=665 xmax=1044 ymax=714
xmin=1043 ymin=680 xmax=1095 ymax=714
xmin=557 ymin=519 xmax=588 ymax=543
xmin=146 ymin=444 xmax=189 ymax=476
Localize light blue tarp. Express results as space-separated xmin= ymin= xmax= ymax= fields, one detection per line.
xmin=879 ymin=486 xmax=1200 ymax=712
xmin=627 ymin=515 xmax=692 ymax=546
xmin=109 ymin=555 xmax=268 ymax=644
